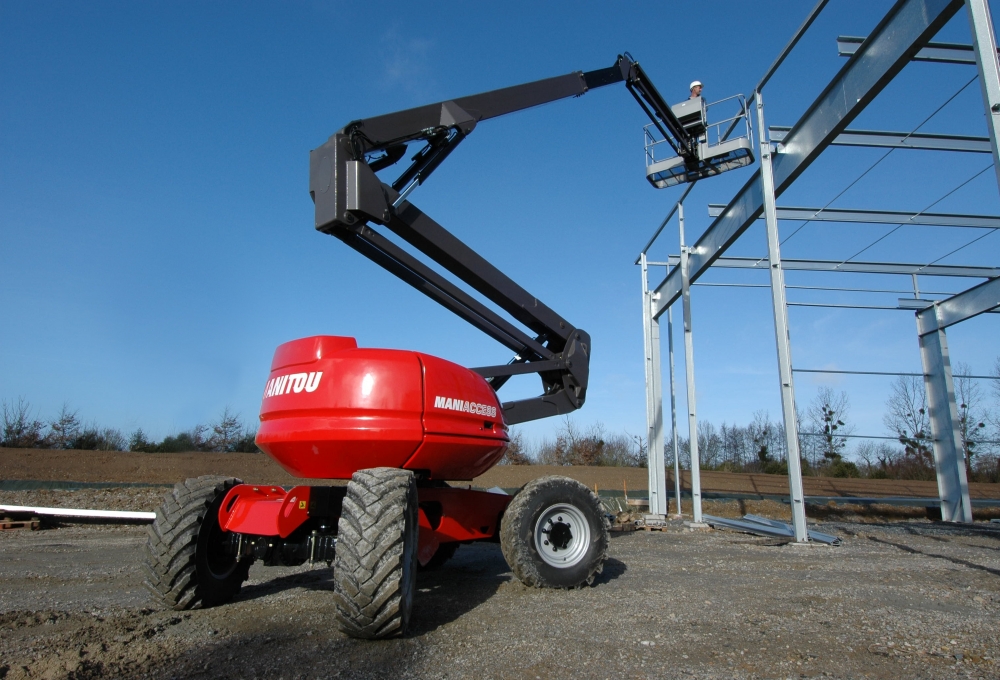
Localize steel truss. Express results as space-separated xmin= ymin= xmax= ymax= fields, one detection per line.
xmin=639 ymin=0 xmax=1000 ymax=538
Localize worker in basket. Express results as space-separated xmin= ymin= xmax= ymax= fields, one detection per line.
xmin=689 ymin=80 xmax=703 ymax=99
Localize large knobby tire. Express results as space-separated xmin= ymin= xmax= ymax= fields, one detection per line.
xmin=143 ymin=476 xmax=252 ymax=610
xmin=500 ymin=475 xmax=609 ymax=588
xmin=333 ymin=467 xmax=419 ymax=639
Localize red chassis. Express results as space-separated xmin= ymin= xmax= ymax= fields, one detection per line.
xmin=217 ymin=483 xmax=511 ymax=566
xmin=213 ymin=335 xmax=513 ymax=565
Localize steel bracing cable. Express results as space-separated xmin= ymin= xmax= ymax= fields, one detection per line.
xmin=836 ymin=162 xmax=994 ymax=265
xmin=777 ymin=74 xmax=980 ymax=248
xmin=920 ymin=224 xmax=999 ymax=267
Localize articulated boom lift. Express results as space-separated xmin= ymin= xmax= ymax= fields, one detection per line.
xmin=306 ymin=53 xmax=707 ymax=424
xmin=143 ymin=55 xmax=753 ymax=640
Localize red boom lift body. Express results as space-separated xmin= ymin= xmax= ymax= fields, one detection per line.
xmin=221 ymin=334 xmax=512 ymax=564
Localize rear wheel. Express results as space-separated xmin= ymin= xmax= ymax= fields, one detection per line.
xmin=143 ymin=476 xmax=252 ymax=610
xmin=333 ymin=467 xmax=419 ymax=639
xmin=500 ymin=475 xmax=608 ymax=588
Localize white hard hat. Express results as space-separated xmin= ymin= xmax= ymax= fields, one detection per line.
xmin=690 ymin=80 xmax=703 ymax=90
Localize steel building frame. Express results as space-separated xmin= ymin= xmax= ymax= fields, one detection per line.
xmin=639 ymin=0 xmax=1000 ymax=537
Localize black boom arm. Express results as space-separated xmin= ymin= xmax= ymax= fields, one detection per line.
xmin=309 ymin=54 xmax=691 ymax=425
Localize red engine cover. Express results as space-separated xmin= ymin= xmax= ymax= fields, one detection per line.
xmin=256 ymin=336 xmax=509 ymax=480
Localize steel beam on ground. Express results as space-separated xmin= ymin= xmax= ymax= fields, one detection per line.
xmin=706 ymin=204 xmax=1000 ymax=228
xmin=664 ymin=255 xmax=1000 ymax=278
xmin=916 ymin=277 xmax=1000 ymax=330
xmin=652 ymin=0 xmax=964 ymax=319
xmin=965 ymin=0 xmax=1000 ymax=193
xmin=838 ymin=35 xmax=998 ymax=63
xmin=769 ymin=127 xmax=991 ymax=153
xmin=757 ymin=92 xmax=808 ymax=542
xmin=640 ymin=253 xmax=668 ymax=516
xmin=679 ymin=203 xmax=703 ymax=523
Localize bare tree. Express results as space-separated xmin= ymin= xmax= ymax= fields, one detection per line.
xmin=884 ymin=375 xmax=931 ymax=452
xmin=855 ymin=440 xmax=899 ymax=477
xmin=994 ymin=356 xmax=1000 ymax=401
xmin=1 ymin=397 xmax=46 ymax=448
xmin=807 ymin=387 xmax=853 ymax=465
xmin=46 ymin=404 xmax=81 ymax=449
xmin=534 ymin=418 xmax=646 ymax=467
xmin=498 ymin=430 xmax=533 ymax=465
xmin=992 ymin=356 xmax=1000 ymax=440
xmin=207 ymin=407 xmax=244 ymax=452
xmin=953 ymin=361 xmax=993 ymax=478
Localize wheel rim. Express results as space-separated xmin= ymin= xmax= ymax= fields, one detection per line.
xmin=533 ymin=503 xmax=591 ymax=568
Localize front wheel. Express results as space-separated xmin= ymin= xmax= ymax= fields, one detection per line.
xmin=500 ymin=476 xmax=608 ymax=588
xmin=143 ymin=476 xmax=252 ymax=610
xmin=333 ymin=467 xmax=419 ymax=639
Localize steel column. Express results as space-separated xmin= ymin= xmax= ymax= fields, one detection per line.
xmin=917 ymin=314 xmax=973 ymax=522
xmin=641 ymin=253 xmax=668 ymax=516
xmin=679 ymin=203 xmax=703 ymax=522
xmin=963 ymin=0 xmax=1000 ymax=191
xmin=757 ymin=92 xmax=809 ymax=542
xmin=913 ymin=277 xmax=1000 ymax=521
xmin=667 ymin=305 xmax=683 ymax=517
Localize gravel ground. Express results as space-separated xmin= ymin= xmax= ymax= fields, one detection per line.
xmin=2 ymin=496 xmax=999 ymax=680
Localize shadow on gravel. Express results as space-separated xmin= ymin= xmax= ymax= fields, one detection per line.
xmin=233 ymin=567 xmax=335 ymax=604
xmin=409 ymin=543 xmax=508 ymax=634
xmin=867 ymin=535 xmax=1000 ymax=578
xmin=593 ymin=556 xmax=627 ymax=584
xmin=125 ymin=624 xmax=417 ymax=680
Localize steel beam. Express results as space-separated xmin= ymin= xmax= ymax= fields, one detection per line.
xmin=838 ymin=35 xmax=999 ymax=64
xmin=667 ymin=306 xmax=682 ymax=517
xmin=912 ymin=279 xmax=1000 ymax=523
xmin=679 ymin=203 xmax=703 ymax=523
xmin=652 ymin=0 xmax=964 ymax=319
xmin=965 ymin=0 xmax=1000 ymax=193
xmin=664 ymin=255 xmax=1000 ymax=278
xmin=915 ymin=276 xmax=1000 ymax=331
xmin=707 ymin=204 xmax=1000 ymax=228
xmin=769 ymin=127 xmax=991 ymax=153
xmin=641 ymin=253 xmax=668 ymax=516
xmin=917 ymin=321 xmax=973 ymax=522
xmin=899 ymin=293 xmax=1000 ymax=313
xmin=757 ymin=92 xmax=809 ymax=542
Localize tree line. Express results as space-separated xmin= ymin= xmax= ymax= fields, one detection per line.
xmin=0 ymin=399 xmax=259 ymax=453
xmin=501 ymin=358 xmax=1000 ymax=483
xmin=5 ymin=356 xmax=998 ymax=480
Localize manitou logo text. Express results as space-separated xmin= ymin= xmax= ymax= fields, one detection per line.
xmin=433 ymin=396 xmax=497 ymax=418
xmin=264 ymin=372 xmax=323 ymax=398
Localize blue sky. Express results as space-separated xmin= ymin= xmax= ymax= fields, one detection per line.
xmin=1 ymin=1 xmax=998 ymax=451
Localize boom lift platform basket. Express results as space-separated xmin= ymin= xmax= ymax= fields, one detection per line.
xmin=644 ymin=93 xmax=755 ymax=188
